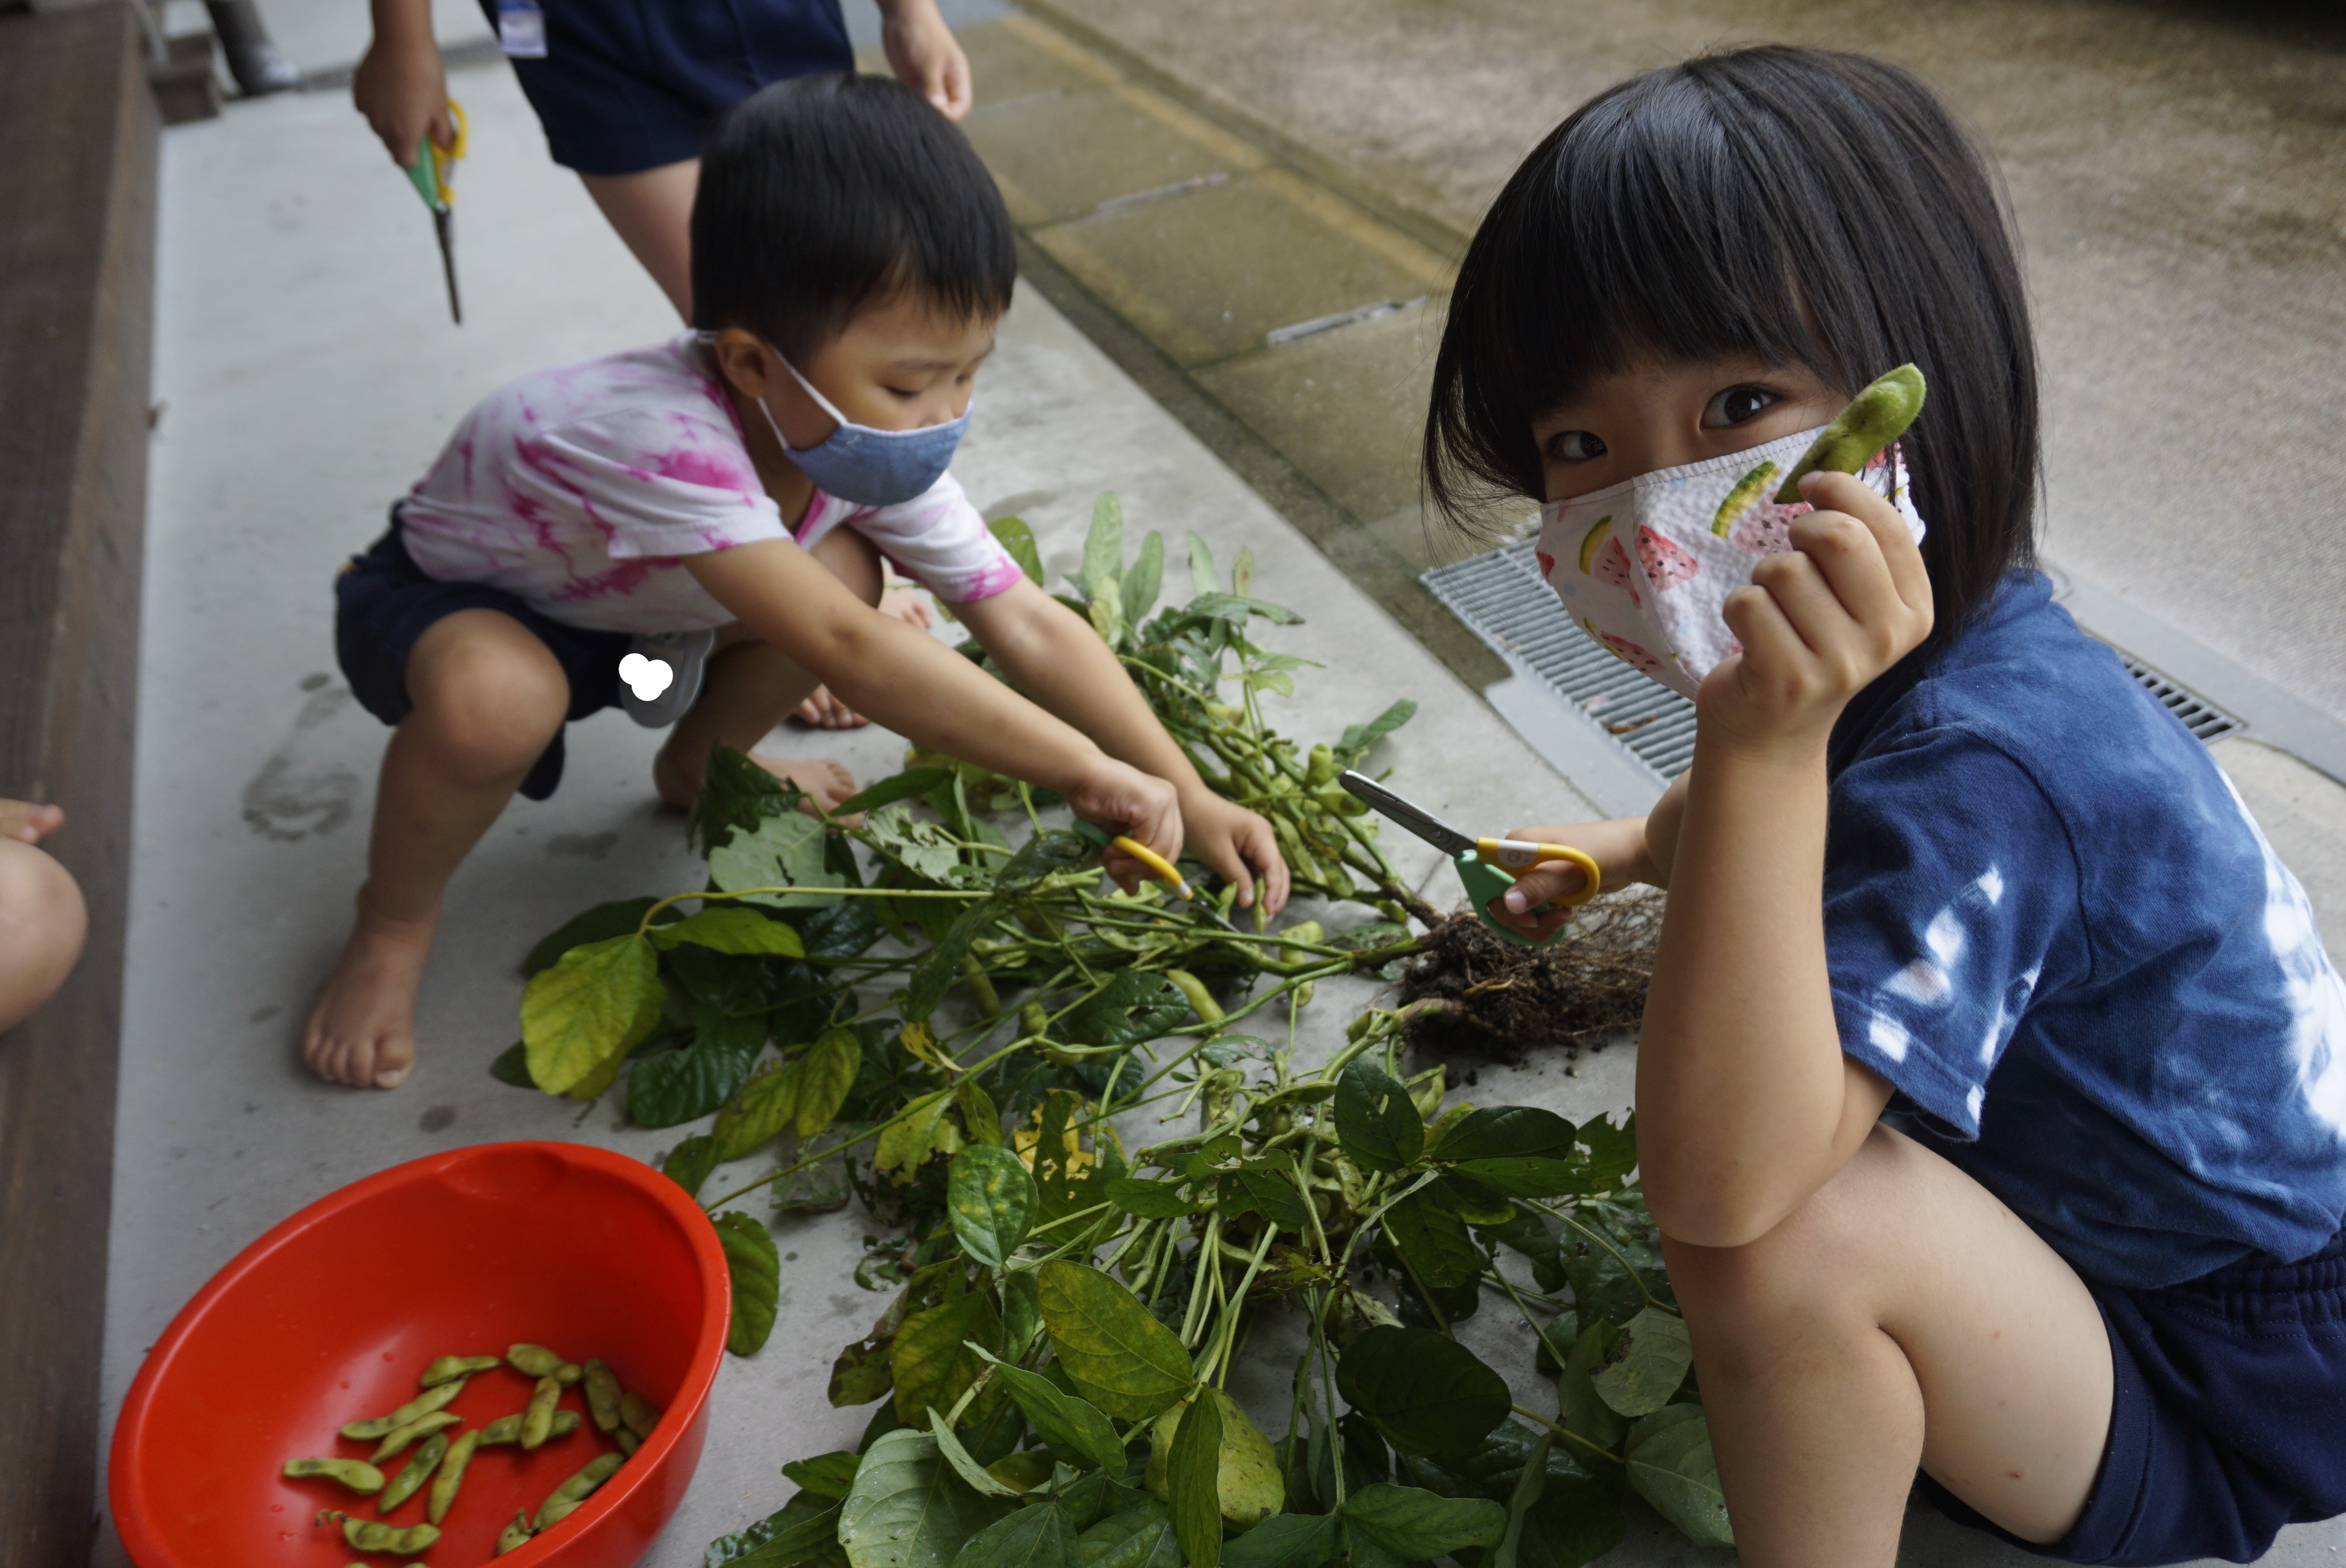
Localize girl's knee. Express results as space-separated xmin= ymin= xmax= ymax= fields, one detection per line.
xmin=1665 ymin=1127 xmax=1916 ymax=1322
xmin=0 ymin=840 xmax=87 ymax=1024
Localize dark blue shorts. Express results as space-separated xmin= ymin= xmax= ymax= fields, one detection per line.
xmin=1922 ymin=1225 xmax=2346 ymax=1565
xmin=334 ymin=510 xmax=630 ymax=802
xmin=479 ymin=0 xmax=853 ymax=175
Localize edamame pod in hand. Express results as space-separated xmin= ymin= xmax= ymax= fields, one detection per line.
xmin=378 ymin=1431 xmax=448 ymax=1513
xmin=582 ymin=1358 xmax=623 ymax=1432
xmin=371 ymin=1410 xmax=461 ymax=1463
xmin=479 ymin=1409 xmax=579 ymax=1446
xmin=496 ymin=1511 xmax=535 ymax=1555
xmin=340 ymin=1518 xmax=440 ymax=1555
xmin=533 ymin=1452 xmax=624 ymax=1531
xmin=419 ymin=1354 xmax=501 ymax=1388
xmin=519 ymin=1374 xmax=562 ymax=1450
xmin=426 ymin=1428 xmax=479 ymax=1525
xmin=281 ymin=1457 xmax=385 ymax=1495
xmin=341 ymin=1379 xmax=464 ymax=1441
xmin=1773 ymin=363 xmax=1927 ymax=503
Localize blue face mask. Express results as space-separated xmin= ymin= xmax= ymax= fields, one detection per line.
xmin=755 ymin=347 xmax=971 ymax=507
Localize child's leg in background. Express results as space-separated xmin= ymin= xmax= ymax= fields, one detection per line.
xmin=1663 ymin=1123 xmax=2113 ymax=1567
xmin=0 ymin=818 xmax=86 ymax=1034
xmin=579 ymin=159 xmax=699 ymax=321
xmin=303 ymin=609 xmax=570 ymax=1089
xmin=653 ymin=526 xmax=884 ymax=808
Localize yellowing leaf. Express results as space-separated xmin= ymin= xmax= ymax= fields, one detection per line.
xmin=876 ymin=1091 xmax=963 ymax=1184
xmin=715 ymin=1059 xmax=802 ymax=1162
xmin=520 ymin=935 xmax=664 ymax=1096
xmin=656 ymin=905 xmax=806 ymax=957
xmin=795 ymin=1025 xmax=862 ymax=1137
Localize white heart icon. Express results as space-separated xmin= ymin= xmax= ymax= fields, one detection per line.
xmin=619 ymin=652 xmax=674 ymax=702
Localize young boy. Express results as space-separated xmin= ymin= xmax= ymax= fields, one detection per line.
xmin=306 ymin=74 xmax=1288 ymax=1090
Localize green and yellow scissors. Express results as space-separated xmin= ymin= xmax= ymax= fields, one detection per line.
xmin=1337 ymin=771 xmax=1599 ymax=948
xmin=404 ymin=99 xmax=469 ymax=324
xmin=1072 ymin=820 xmax=1240 ymax=931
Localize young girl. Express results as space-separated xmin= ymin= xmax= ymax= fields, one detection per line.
xmin=306 ymin=74 xmax=1287 ymax=1092
xmin=1425 ymin=47 xmax=2346 ymax=1567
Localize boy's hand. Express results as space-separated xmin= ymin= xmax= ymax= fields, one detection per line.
xmin=1066 ymin=756 xmax=1182 ymax=889
xmin=353 ymin=0 xmax=453 ymax=166
xmin=1701 ymin=470 xmax=1933 ymax=754
xmin=1485 ymin=816 xmax=1652 ymax=940
xmin=878 ymin=0 xmax=973 ymax=120
xmin=1178 ymin=789 xmax=1291 ymax=917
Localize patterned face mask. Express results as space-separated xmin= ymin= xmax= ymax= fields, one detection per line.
xmin=1532 ymin=424 xmax=1927 ymax=701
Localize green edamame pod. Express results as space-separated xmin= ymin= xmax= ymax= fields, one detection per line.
xmin=1772 ymin=364 xmax=1927 ymax=503
xmin=581 ymin=1359 xmax=623 ymax=1433
xmin=1292 ymin=979 xmax=1316 ymax=1010
xmin=1305 ymin=744 xmax=1339 ymax=787
xmin=418 ymin=1354 xmax=501 ymax=1388
xmin=618 ymin=1391 xmax=659 ymax=1440
xmin=506 ymin=1343 xmax=565 ymax=1378
xmin=340 ymin=1517 xmax=441 ymax=1555
xmin=377 ymin=1431 xmax=448 ymax=1514
xmin=281 ymin=1457 xmax=385 ymax=1495
xmin=533 ymin=1452 xmax=625 ymax=1532
xmin=370 ymin=1411 xmax=461 ymax=1464
xmin=613 ymin=1427 xmax=640 ymax=1456
xmin=497 ymin=1512 xmax=534 ymax=1555
xmin=341 ymin=1379 xmax=464 ymax=1441
xmin=556 ymin=1363 xmax=584 ymax=1386
xmin=426 ymin=1428 xmax=478 ymax=1525
xmin=479 ymin=1409 xmax=579 ymax=1446
xmin=1163 ymin=968 xmax=1223 ymax=1027
xmin=519 ymin=1374 xmax=562 ymax=1450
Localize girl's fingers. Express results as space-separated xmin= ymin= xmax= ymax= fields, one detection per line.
xmin=1485 ymin=895 xmax=1572 ymax=941
xmin=1803 ymin=471 xmax=1935 ymax=623
xmin=1750 ymin=545 xmax=1855 ymax=658
xmin=1719 ymin=579 xmax=1810 ymax=682
xmin=1498 ymin=859 xmax=1589 ymax=913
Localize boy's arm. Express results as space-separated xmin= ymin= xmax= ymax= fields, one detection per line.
xmin=354 ymin=0 xmax=455 ymax=164
xmin=952 ymin=580 xmax=1290 ymax=913
xmin=1635 ymin=472 xmax=1930 ymax=1249
xmin=685 ymin=542 xmax=1182 ymax=856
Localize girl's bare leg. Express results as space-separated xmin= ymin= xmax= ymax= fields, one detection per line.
xmin=302 ymin=610 xmax=570 ymax=1089
xmin=654 ymin=527 xmax=885 ymax=808
xmin=1663 ymin=1122 xmax=2114 ymax=1567
xmin=0 ymin=834 xmax=86 ymax=1034
xmin=579 ymin=158 xmax=699 ymax=321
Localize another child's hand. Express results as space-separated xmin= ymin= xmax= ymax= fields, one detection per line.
xmin=353 ymin=5 xmax=453 ymax=166
xmin=1179 ymin=790 xmax=1291 ymax=918
xmin=1486 ymin=816 xmax=1650 ymax=940
xmin=1702 ymin=470 xmax=1933 ymax=752
xmin=878 ymin=0 xmax=974 ymax=120
xmin=1066 ymin=757 xmax=1183 ymax=888
xmin=0 ymin=800 xmax=65 ymax=845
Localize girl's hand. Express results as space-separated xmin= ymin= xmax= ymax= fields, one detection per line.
xmin=1485 ymin=815 xmax=1653 ymax=940
xmin=1066 ymin=756 xmax=1183 ymax=889
xmin=1701 ymin=470 xmax=1934 ymax=753
xmin=877 ymin=0 xmax=974 ymax=120
xmin=353 ymin=0 xmax=453 ymax=166
xmin=1177 ymin=789 xmax=1291 ymax=917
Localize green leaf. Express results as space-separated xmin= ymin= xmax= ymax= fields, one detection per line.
xmin=1164 ymin=1392 xmax=1223 ymax=1568
xmin=877 ymin=1090 xmax=965 ymax=1183
xmin=989 ymin=516 xmax=1046 ymax=586
xmin=1509 ymin=1481 xmax=1625 ymax=1568
xmin=1385 ymin=1184 xmax=1483 ymax=1289
xmin=489 ymin=1041 xmax=535 ymax=1087
xmin=1336 ymin=701 xmax=1419 ymax=758
xmin=522 ymin=934 xmax=666 ymax=1096
xmin=948 ymin=1144 xmax=1039 ymax=1267
xmin=1035 ymin=1261 xmax=1194 ymax=1421
xmin=891 ymin=1292 xmax=1001 ymax=1426
xmin=1622 ymin=1406 xmax=1732 ymax=1548
xmin=1122 ymin=531 xmax=1164 ymax=625
xmin=630 ymin=1007 xmax=767 ymax=1128
xmin=970 ymin=1351 xmax=1126 ymax=1473
xmin=1218 ymin=1512 xmax=1337 ymax=1568
xmin=867 ymin=804 xmax=979 ymax=885
xmin=664 ymin=1133 xmax=722 ymax=1199
xmin=716 ymin=1210 xmax=781 ymax=1355
xmin=839 ymin=1429 xmax=1008 ymax=1568
xmin=715 ymin=1059 xmax=802 ymax=1162
xmin=1343 ymin=1484 xmax=1508 ymax=1560
xmin=1334 ymin=1060 xmax=1424 ymax=1173
xmin=798 ymin=1025 xmax=864 ymax=1135
xmin=711 ymin=811 xmax=845 ymax=909
xmin=657 ymin=905 xmax=807 ymax=957
xmin=690 ymin=742 xmax=800 ymax=854
xmin=955 ymin=1499 xmax=1079 ymax=1568
xmin=832 ymin=766 xmax=958 ymax=822
xmin=524 ymin=896 xmax=671 ymax=977
xmin=1088 ymin=579 xmax=1125 ymax=648
xmin=1571 ymin=1115 xmax=1638 ymax=1196
xmin=1076 ymin=1501 xmax=1179 ymax=1568
xmin=1489 ymin=1430 xmax=1549 ymax=1568
xmin=1555 ymin=1322 xmax=1626 ymax=1454
xmin=929 ymin=1409 xmax=1022 ymax=1498
xmin=956 ymin=1078 xmax=1005 ymax=1147
xmin=1081 ymin=493 xmax=1125 ymax=597
xmin=1106 ymin=1178 xmax=1197 ymax=1219
xmin=1221 ymin=1169 xmax=1312 ymax=1234
xmin=710 ymin=1494 xmax=848 ymax=1568
xmin=1184 ymin=534 xmax=1217 ymax=603
xmin=1060 ymin=1475 xmax=1149 ymax=1535
xmin=905 ymin=896 xmax=1010 ymax=1022
xmin=1230 ymin=545 xmax=1254 ymax=597
xmin=1061 ymin=971 xmax=1190 ymax=1047
xmin=785 ymin=1452 xmax=867 ymax=1499
xmin=1588 ymin=1307 xmax=1692 ymax=1419
xmin=1336 ymin=1327 xmax=1510 ymax=1458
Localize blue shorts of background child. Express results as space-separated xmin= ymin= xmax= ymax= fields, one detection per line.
xmin=303 ymin=75 xmax=1289 ymax=1093
xmin=1424 ymin=47 xmax=2346 ymax=1568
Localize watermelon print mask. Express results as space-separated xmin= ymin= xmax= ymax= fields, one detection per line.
xmin=1530 ymin=422 xmax=1927 ymax=702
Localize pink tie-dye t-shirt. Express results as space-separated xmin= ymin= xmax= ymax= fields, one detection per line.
xmin=397 ymin=334 xmax=1027 ymax=635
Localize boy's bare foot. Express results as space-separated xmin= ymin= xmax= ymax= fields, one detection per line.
xmin=790 ymin=586 xmax=933 ymax=730
xmin=653 ymin=746 xmax=859 ymax=813
xmin=302 ymin=894 xmax=440 ymax=1089
xmin=0 ymin=799 xmax=65 ymax=844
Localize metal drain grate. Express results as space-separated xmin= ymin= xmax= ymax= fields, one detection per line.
xmin=1423 ymin=542 xmax=2241 ymax=779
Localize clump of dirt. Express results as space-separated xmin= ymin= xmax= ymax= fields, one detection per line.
xmin=1396 ymin=888 xmax=1663 ymax=1065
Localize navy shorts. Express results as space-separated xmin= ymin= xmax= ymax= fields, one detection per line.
xmin=479 ymin=0 xmax=854 ymax=175
xmin=1922 ymin=1225 xmax=2346 ymax=1565
xmin=334 ymin=510 xmax=631 ymax=802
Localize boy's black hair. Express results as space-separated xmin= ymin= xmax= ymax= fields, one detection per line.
xmin=1424 ymin=46 xmax=2038 ymax=640
xmin=693 ymin=74 xmax=1017 ymax=362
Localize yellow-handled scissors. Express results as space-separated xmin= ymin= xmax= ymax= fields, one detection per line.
xmin=1336 ymin=771 xmax=1599 ymax=948
xmin=1073 ymin=822 xmax=1240 ymax=930
xmin=403 ymin=99 xmax=469 ymax=324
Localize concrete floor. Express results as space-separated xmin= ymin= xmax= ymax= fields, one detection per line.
xmin=95 ymin=4 xmax=2346 ymax=1568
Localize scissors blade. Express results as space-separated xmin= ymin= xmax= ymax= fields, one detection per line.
xmin=1336 ymin=771 xmax=1476 ymax=857
xmin=433 ymin=208 xmax=462 ymax=324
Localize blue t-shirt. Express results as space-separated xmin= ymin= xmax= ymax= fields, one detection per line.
xmin=1824 ymin=573 xmax=2346 ymax=1288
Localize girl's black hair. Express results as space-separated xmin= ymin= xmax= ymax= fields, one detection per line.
xmin=1424 ymin=45 xmax=2038 ymax=639
xmin=693 ymin=74 xmax=1017 ymax=361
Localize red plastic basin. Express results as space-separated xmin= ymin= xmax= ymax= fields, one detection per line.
xmin=110 ymin=1141 xmax=730 ymax=1568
